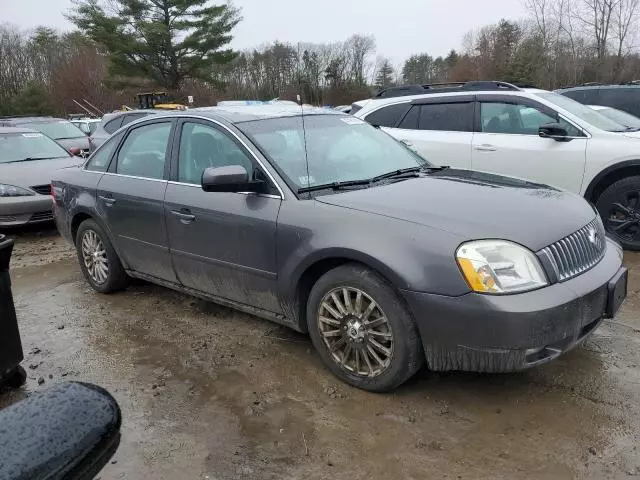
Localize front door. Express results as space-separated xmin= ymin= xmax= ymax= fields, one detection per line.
xmin=164 ymin=119 xmax=282 ymax=313
xmin=97 ymin=119 xmax=177 ymax=282
xmin=471 ymin=96 xmax=588 ymax=192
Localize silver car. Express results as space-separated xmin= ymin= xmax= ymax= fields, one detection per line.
xmin=0 ymin=127 xmax=81 ymax=227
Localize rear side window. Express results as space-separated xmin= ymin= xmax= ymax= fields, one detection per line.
xmin=364 ymin=103 xmax=411 ymax=128
xmin=397 ymin=106 xmax=419 ymax=129
xmin=598 ymin=88 xmax=640 ymax=117
xmin=562 ymin=88 xmax=600 ymax=105
xmin=116 ymin=122 xmax=172 ymax=179
xmin=85 ymin=131 xmax=123 ymax=172
xmin=418 ymin=103 xmax=473 ymax=132
xmin=103 ymin=116 xmax=124 ymax=134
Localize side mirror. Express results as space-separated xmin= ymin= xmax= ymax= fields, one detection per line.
xmin=539 ymin=122 xmax=570 ymax=142
xmin=0 ymin=382 xmax=121 ymax=479
xmin=202 ymin=165 xmax=262 ymax=193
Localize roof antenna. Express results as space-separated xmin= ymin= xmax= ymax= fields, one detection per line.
xmin=297 ymin=43 xmax=311 ymax=192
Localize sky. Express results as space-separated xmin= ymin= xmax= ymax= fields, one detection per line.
xmin=2 ymin=0 xmax=528 ymax=62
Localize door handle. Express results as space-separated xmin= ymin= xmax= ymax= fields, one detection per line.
xmin=171 ymin=209 xmax=196 ymax=224
xmin=98 ymin=195 xmax=116 ymax=206
xmin=474 ymin=144 xmax=497 ymax=152
xmin=400 ymin=139 xmax=413 ymax=147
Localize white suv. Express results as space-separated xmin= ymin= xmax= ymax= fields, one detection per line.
xmin=354 ymin=81 xmax=640 ymax=250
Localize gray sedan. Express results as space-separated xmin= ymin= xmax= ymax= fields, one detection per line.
xmin=0 ymin=127 xmax=81 ymax=227
xmin=51 ymin=107 xmax=627 ymax=391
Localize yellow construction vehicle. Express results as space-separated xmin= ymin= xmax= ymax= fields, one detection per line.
xmin=136 ymin=92 xmax=186 ymax=110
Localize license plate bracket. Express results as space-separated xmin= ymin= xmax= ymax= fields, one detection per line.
xmin=605 ymin=267 xmax=628 ymax=319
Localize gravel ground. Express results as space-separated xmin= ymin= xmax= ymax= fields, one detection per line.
xmin=1 ymin=226 xmax=640 ymax=480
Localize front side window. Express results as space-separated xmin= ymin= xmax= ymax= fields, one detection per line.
xmin=116 ymin=122 xmax=171 ymax=179
xmin=238 ymin=115 xmax=429 ymax=190
xmin=0 ymin=132 xmax=70 ymax=163
xmin=178 ymin=122 xmax=254 ymax=184
xmin=364 ymin=103 xmax=411 ymax=128
xmin=480 ymin=101 xmax=583 ymax=137
xmin=86 ymin=132 xmax=124 ymax=172
xmin=418 ymin=103 xmax=473 ymax=132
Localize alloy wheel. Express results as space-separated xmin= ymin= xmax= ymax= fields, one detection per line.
xmin=605 ymin=190 xmax=640 ymax=242
xmin=81 ymin=229 xmax=109 ymax=284
xmin=317 ymin=287 xmax=394 ymax=377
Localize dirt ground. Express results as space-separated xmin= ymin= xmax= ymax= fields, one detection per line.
xmin=1 ymin=226 xmax=640 ymax=480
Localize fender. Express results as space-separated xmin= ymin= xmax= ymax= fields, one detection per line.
xmin=284 ymin=246 xmax=409 ymax=300
xmin=583 ymin=159 xmax=640 ymax=201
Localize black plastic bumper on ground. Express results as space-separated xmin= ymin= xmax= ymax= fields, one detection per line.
xmin=0 ymin=234 xmax=25 ymax=387
xmin=401 ymin=239 xmax=625 ymax=373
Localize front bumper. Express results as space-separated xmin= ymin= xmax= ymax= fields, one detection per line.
xmin=0 ymin=196 xmax=54 ymax=227
xmin=401 ymin=239 xmax=626 ymax=372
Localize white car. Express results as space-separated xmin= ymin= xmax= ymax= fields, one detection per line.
xmin=354 ymin=81 xmax=640 ymax=249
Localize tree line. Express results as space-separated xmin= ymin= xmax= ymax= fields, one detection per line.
xmin=2 ymin=0 xmax=640 ymax=117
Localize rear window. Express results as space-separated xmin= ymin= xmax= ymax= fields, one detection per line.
xmin=103 ymin=116 xmax=124 ymax=134
xmin=22 ymin=120 xmax=85 ymax=140
xmin=418 ymin=102 xmax=474 ymax=132
xmin=364 ymin=103 xmax=411 ymax=128
xmin=121 ymin=113 xmax=149 ymax=127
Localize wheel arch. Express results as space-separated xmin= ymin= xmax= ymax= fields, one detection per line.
xmin=584 ymin=160 xmax=640 ymax=203
xmin=70 ymin=210 xmax=129 ymax=270
xmin=287 ymin=249 xmax=406 ymax=333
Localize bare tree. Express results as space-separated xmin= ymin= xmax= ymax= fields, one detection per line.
xmin=612 ymin=0 xmax=640 ymax=77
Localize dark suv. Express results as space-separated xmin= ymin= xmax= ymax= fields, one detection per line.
xmin=51 ymin=106 xmax=627 ymax=391
xmin=556 ymin=84 xmax=640 ymax=118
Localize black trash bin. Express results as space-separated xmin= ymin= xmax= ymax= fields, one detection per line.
xmin=0 ymin=234 xmax=25 ymax=389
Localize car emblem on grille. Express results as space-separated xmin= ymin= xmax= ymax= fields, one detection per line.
xmin=587 ymin=226 xmax=598 ymax=245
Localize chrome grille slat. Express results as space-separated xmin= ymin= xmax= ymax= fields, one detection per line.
xmin=540 ymin=219 xmax=606 ymax=282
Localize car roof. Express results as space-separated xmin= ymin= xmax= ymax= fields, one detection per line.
xmin=557 ymin=84 xmax=640 ymax=91
xmin=1 ymin=117 xmax=66 ymax=125
xmin=0 ymin=126 xmax=39 ymax=134
xmin=357 ymin=88 xmax=553 ymax=112
xmin=187 ymin=104 xmax=345 ymax=124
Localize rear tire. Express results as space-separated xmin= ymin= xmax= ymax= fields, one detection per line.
xmin=75 ymin=219 xmax=128 ymax=293
xmin=307 ymin=263 xmax=424 ymax=392
xmin=596 ymin=176 xmax=640 ymax=250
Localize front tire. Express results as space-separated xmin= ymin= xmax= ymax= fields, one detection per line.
xmin=75 ymin=219 xmax=128 ymax=293
xmin=596 ymin=176 xmax=640 ymax=250
xmin=307 ymin=263 xmax=424 ymax=392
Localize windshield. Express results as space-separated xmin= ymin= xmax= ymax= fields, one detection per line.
xmin=0 ymin=132 xmax=70 ymax=163
xmin=23 ymin=120 xmax=85 ymax=140
xmin=536 ymin=92 xmax=627 ymax=132
xmin=238 ymin=114 xmax=429 ymax=190
xmin=594 ymin=107 xmax=640 ymax=129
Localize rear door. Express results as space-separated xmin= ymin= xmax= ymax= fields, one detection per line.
xmin=471 ymin=95 xmax=587 ymax=192
xmin=96 ymin=118 xmax=177 ymax=282
xmin=383 ymin=97 xmax=475 ymax=168
xmin=164 ymin=118 xmax=283 ymax=313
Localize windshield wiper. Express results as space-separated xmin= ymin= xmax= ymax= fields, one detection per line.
xmin=298 ymin=179 xmax=373 ymax=194
xmin=6 ymin=157 xmax=56 ymax=163
xmin=371 ymin=165 xmax=449 ymax=182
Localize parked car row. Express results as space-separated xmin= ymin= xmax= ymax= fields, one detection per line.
xmin=0 ymin=83 xmax=632 ymax=391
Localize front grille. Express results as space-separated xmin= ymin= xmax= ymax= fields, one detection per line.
xmin=540 ymin=218 xmax=606 ymax=282
xmin=30 ymin=211 xmax=54 ymax=222
xmin=30 ymin=184 xmax=50 ymax=195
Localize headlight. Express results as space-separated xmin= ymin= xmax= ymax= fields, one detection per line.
xmin=456 ymin=240 xmax=548 ymax=294
xmin=0 ymin=184 xmax=34 ymax=198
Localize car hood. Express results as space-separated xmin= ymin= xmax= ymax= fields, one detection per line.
xmin=315 ymin=169 xmax=596 ymax=252
xmin=55 ymin=137 xmax=90 ymax=151
xmin=0 ymin=157 xmax=83 ymax=188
